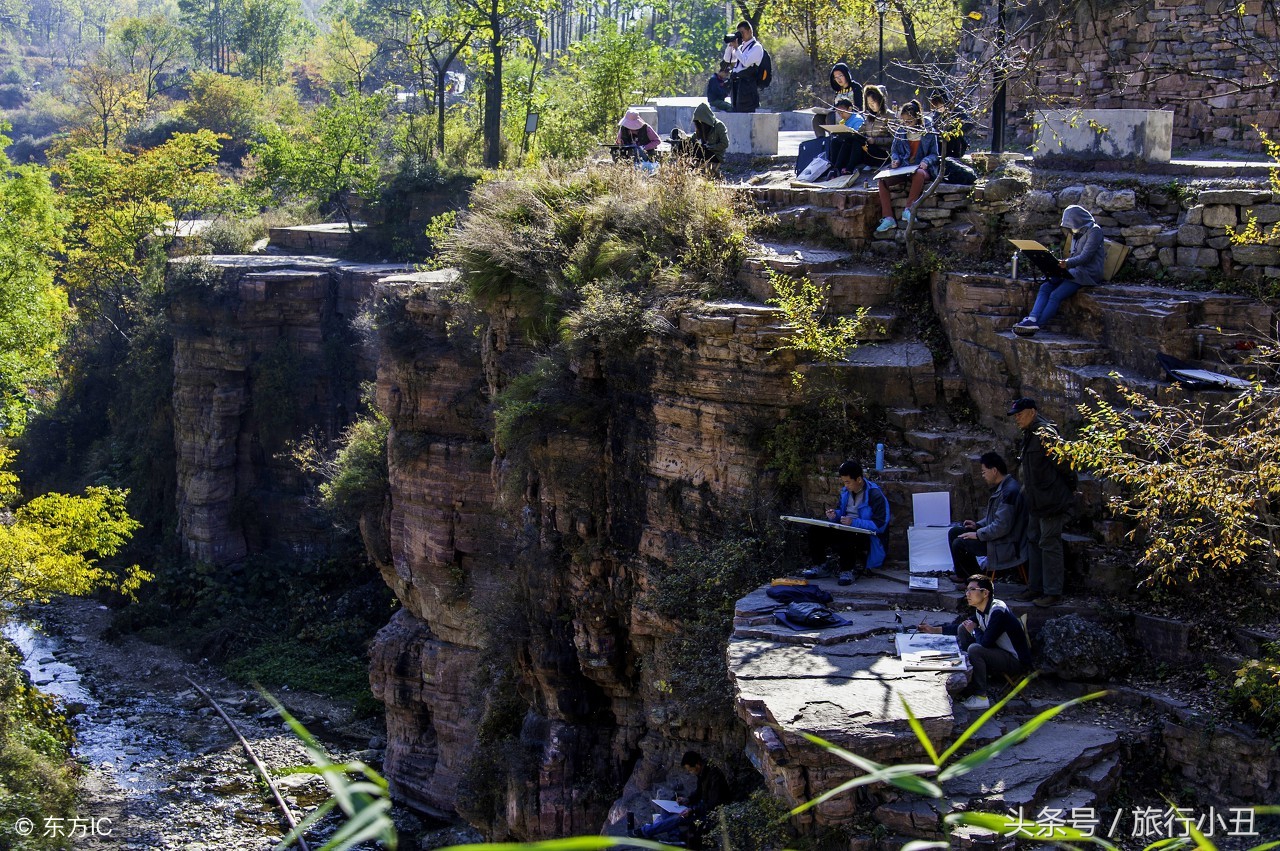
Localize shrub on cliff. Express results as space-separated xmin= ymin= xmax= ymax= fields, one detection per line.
xmin=448 ymin=162 xmax=755 ymax=347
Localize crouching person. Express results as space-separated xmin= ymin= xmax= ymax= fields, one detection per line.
xmin=919 ymin=575 xmax=1031 ymax=711
xmin=671 ymin=103 xmax=730 ymax=167
xmin=632 ymin=751 xmax=730 ymax=848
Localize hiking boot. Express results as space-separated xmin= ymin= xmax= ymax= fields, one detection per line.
xmin=962 ymin=694 xmax=991 ymax=711
xmin=1034 ymin=595 xmax=1061 ymax=608
xmin=837 ymin=571 xmax=854 ymax=586
xmin=1014 ymin=589 xmax=1041 ymax=602
xmin=876 ymin=216 xmax=896 ymax=233
xmin=1012 ymin=318 xmax=1039 ymax=337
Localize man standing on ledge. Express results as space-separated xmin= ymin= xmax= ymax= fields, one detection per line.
xmin=1008 ymin=398 xmax=1076 ymax=607
xmin=722 ymin=20 xmax=763 ymax=113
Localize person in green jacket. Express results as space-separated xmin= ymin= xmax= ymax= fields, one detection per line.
xmin=671 ymin=102 xmax=730 ymax=164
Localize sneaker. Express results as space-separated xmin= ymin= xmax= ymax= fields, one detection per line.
xmin=1034 ymin=595 xmax=1061 ymax=608
xmin=962 ymin=694 xmax=991 ymax=711
xmin=801 ymin=565 xmax=829 ymax=579
xmin=876 ymin=216 xmax=897 ymax=232
xmin=1014 ymin=589 xmax=1041 ymax=602
xmin=837 ymin=571 xmax=854 ymax=586
xmin=1012 ymin=318 xmax=1039 ymax=337
xmin=902 ymin=207 xmax=913 ymax=223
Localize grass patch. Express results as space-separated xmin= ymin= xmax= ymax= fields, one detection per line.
xmin=226 ymin=638 xmax=380 ymax=717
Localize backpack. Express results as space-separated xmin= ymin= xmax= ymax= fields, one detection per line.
xmin=784 ymin=601 xmax=839 ymax=627
xmin=767 ymin=585 xmax=834 ymax=605
xmin=757 ymin=48 xmax=773 ymax=88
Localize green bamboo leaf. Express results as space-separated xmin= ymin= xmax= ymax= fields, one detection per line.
xmin=273 ymin=799 xmax=337 ymax=851
xmin=938 ymin=690 xmax=1107 ymax=781
xmin=900 ymin=696 xmax=940 ymax=765
xmin=937 ymin=674 xmax=1036 ymax=764
xmin=900 ymin=841 xmax=949 ymax=851
xmin=946 ymin=810 xmax=1118 ymax=849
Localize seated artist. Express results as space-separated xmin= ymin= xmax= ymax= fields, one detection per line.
xmin=928 ymin=89 xmax=972 ymax=159
xmin=919 ymin=575 xmax=1031 ymax=711
xmin=947 ymin=451 xmax=1027 ymax=583
xmin=614 ymin=109 xmax=661 ymax=162
xmin=706 ymin=61 xmax=732 ymax=112
xmin=670 ymin=102 xmax=730 ymax=165
xmin=802 ymin=460 xmax=890 ymax=586
xmin=875 ymin=99 xmax=938 ymax=232
xmin=632 ymin=751 xmax=730 ymax=848
xmin=813 ymin=62 xmax=862 ymax=137
xmin=857 ymin=83 xmax=892 ymax=166
xmin=1013 ymin=204 xmax=1106 ymax=336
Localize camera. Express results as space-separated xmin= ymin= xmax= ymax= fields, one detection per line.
xmin=724 ymin=33 xmax=739 ymax=43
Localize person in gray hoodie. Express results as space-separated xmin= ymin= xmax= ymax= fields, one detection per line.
xmin=1013 ymin=204 xmax=1106 ymax=336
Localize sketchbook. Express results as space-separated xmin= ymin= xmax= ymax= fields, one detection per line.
xmin=1008 ymin=239 xmax=1062 ymax=278
xmin=652 ymin=799 xmax=688 ymax=814
xmin=895 ymin=632 xmax=968 ymax=672
xmin=820 ymin=114 xmax=865 ymax=133
xmin=872 ymin=164 xmax=919 ymax=180
xmin=780 ymin=515 xmax=874 ymax=535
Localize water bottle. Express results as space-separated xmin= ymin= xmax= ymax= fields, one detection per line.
xmin=875 ymin=443 xmax=885 ymax=471
xmin=1011 ymin=251 xmax=1019 ymax=280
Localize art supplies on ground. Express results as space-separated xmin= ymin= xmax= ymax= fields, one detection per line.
xmin=895 ymin=632 xmax=968 ymax=671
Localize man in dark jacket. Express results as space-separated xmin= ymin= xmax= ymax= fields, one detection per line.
xmin=1009 ymin=398 xmax=1075 ymax=607
xmin=948 ymin=451 xmax=1027 ymax=581
xmin=634 ymin=751 xmax=730 ymax=846
xmin=706 ymin=62 xmax=732 ymax=112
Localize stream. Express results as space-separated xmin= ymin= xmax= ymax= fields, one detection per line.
xmin=4 ymin=597 xmax=457 ymax=850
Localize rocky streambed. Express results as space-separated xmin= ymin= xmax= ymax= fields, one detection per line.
xmin=6 ymin=597 xmax=472 ymax=851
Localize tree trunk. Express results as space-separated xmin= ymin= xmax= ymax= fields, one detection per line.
xmin=484 ymin=12 xmax=503 ymax=168
xmin=893 ymin=0 xmax=923 ymax=65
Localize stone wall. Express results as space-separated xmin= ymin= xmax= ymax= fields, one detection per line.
xmin=999 ymin=0 xmax=1280 ymax=151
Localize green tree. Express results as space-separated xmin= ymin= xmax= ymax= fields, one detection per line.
xmin=181 ymin=68 xmax=269 ymax=163
xmin=315 ymin=18 xmax=381 ymax=93
xmin=0 ymin=126 xmax=66 ymax=433
xmin=67 ymin=55 xmax=145 ymax=149
xmin=253 ymin=91 xmax=392 ymax=230
xmin=54 ymin=130 xmax=236 ymax=336
xmin=0 ymin=447 xmax=148 ymax=607
xmin=398 ymin=4 xmax=475 ymax=155
xmin=109 ymin=14 xmax=191 ymax=105
xmin=237 ymin=0 xmax=310 ymax=87
xmin=179 ymin=0 xmax=242 ymax=72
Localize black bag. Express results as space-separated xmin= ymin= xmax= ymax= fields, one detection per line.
xmin=785 ymin=601 xmax=839 ymax=627
xmin=767 ymin=584 xmax=833 ymax=605
xmin=942 ymin=158 xmax=977 ymax=185
xmin=757 ymin=48 xmax=774 ymax=88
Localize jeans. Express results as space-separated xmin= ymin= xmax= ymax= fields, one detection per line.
xmin=1028 ymin=276 xmax=1081 ymax=327
xmin=638 ymin=813 xmax=689 ymax=841
xmin=1027 ymin=512 xmax=1067 ymax=596
xmin=958 ymin=628 xmax=1026 ymax=696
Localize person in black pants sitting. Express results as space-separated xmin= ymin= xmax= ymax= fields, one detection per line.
xmin=632 ymin=751 xmax=730 ymax=848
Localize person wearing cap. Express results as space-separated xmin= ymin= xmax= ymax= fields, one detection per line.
xmin=947 ymin=451 xmax=1027 ymax=582
xmin=615 ymin=109 xmax=661 ymax=162
xmin=801 ymin=460 xmax=890 ymax=585
xmin=1008 ymin=398 xmax=1076 ymax=607
xmin=1013 ymin=204 xmax=1106 ymax=336
xmin=706 ymin=62 xmax=733 ymax=112
xmin=722 ymin=20 xmax=764 ymax=113
xmin=919 ymin=574 xmax=1031 ymax=711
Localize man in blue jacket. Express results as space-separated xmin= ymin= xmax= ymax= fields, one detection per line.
xmin=803 ymin=460 xmax=891 ymax=585
xmin=948 ymin=451 xmax=1027 ymax=582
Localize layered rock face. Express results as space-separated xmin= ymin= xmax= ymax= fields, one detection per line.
xmin=168 ymin=256 xmax=407 ymax=565
xmin=366 ymin=273 xmax=808 ymax=835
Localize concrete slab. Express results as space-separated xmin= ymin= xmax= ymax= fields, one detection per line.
xmin=1035 ymin=109 xmax=1173 ymax=163
xmin=721 ymin=112 xmax=780 ymax=155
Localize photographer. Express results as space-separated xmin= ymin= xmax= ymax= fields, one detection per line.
xmin=722 ymin=20 xmax=763 ymax=113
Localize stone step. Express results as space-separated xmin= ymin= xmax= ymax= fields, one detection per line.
xmin=1060 ymin=363 xmax=1168 ymax=402
xmin=886 ymin=407 xmax=925 ymax=430
xmin=809 ymin=267 xmax=896 ymax=311
xmin=812 ymin=341 xmax=937 ymax=408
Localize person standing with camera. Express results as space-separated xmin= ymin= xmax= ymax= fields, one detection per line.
xmin=722 ymin=20 xmax=763 ymax=113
